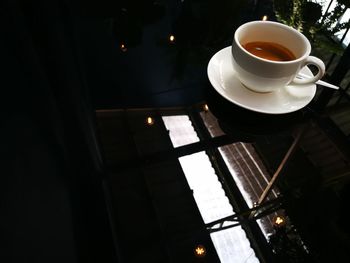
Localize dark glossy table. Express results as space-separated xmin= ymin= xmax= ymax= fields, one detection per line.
xmin=83 ymin=0 xmax=316 ymax=210
xmin=77 ymin=1 xmax=349 ymax=262
xmin=83 ymin=0 xmax=314 ymax=137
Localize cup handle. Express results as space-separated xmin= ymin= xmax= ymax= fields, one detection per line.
xmin=292 ymin=56 xmax=326 ymax=85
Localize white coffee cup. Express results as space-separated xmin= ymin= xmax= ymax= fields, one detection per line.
xmin=231 ymin=21 xmax=325 ymax=93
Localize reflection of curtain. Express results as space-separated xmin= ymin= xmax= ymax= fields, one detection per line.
xmin=1 ymin=1 xmax=117 ymax=262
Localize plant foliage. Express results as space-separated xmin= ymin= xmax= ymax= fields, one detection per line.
xmin=274 ymin=0 xmax=350 ymax=54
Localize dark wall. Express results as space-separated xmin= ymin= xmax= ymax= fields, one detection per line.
xmin=1 ymin=1 xmax=117 ymax=262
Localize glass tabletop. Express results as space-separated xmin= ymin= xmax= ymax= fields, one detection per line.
xmin=78 ymin=1 xmax=275 ymax=109
xmin=76 ymin=1 xmax=350 ymax=262
xmin=81 ymin=0 xmax=320 ymax=134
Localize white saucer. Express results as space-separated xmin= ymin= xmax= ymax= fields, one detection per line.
xmin=207 ymin=46 xmax=317 ymax=114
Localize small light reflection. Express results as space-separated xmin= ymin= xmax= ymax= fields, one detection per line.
xmin=146 ymin=116 xmax=155 ymax=126
xmin=120 ymin=43 xmax=127 ymax=52
xmin=273 ymin=215 xmax=286 ymax=227
xmin=169 ymin=34 xmax=175 ymax=43
xmin=203 ymin=104 xmax=209 ymax=112
xmin=262 ymin=15 xmax=268 ymax=21
xmin=194 ymin=244 xmax=206 ymax=258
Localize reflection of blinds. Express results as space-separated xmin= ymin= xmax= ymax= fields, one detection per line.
xmin=217 ymin=143 xmax=279 ymax=238
xmin=178 ymin=152 xmax=233 ymax=223
xmin=200 ymin=110 xmax=279 ymax=237
xmin=179 ymin=152 xmax=259 ymax=263
xmin=218 ymin=143 xmax=279 ymax=207
xmin=179 ymin=151 xmax=260 ymax=263
xmin=199 ymin=111 xmax=279 ymax=207
xmin=162 ymin=115 xmax=260 ymax=263
xmin=162 ymin=115 xmax=199 ymax=147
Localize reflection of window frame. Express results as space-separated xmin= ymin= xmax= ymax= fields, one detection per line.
xmin=161 ymin=108 xmax=284 ymax=262
xmin=318 ymin=0 xmax=350 ymax=46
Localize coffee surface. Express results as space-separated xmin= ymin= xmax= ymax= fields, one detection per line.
xmin=242 ymin=41 xmax=296 ymax=61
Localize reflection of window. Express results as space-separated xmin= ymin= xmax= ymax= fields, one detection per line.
xmin=335 ymin=8 xmax=350 ymax=46
xmin=199 ymin=111 xmax=279 ymax=238
xmin=162 ymin=115 xmax=260 ymax=263
xmin=318 ymin=0 xmax=350 ymax=46
xmin=162 ymin=115 xmax=199 ymax=147
xmin=320 ymin=0 xmax=338 ymax=16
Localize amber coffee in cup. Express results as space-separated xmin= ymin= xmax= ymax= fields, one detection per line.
xmin=231 ymin=21 xmax=325 ymax=93
xmin=242 ymin=41 xmax=296 ymax=62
